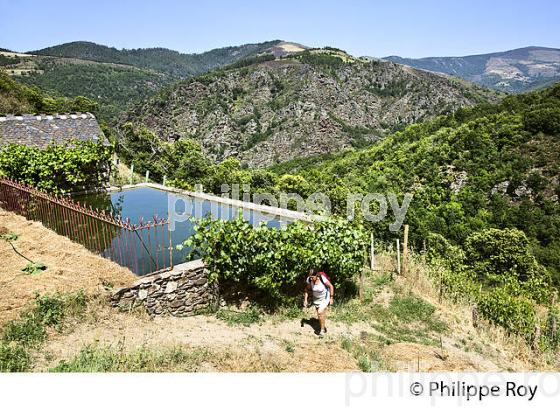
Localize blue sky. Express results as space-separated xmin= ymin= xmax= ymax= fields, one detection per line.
xmin=1 ymin=0 xmax=558 ymax=57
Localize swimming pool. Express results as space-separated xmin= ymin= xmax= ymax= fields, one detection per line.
xmin=75 ymin=186 xmax=294 ymax=275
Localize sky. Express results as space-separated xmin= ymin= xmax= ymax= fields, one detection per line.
xmin=1 ymin=0 xmax=559 ymax=58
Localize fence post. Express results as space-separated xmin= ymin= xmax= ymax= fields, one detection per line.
xmin=402 ymin=224 xmax=409 ymax=276
xmin=370 ymin=232 xmax=375 ymax=271
xmin=129 ymin=164 xmax=134 ymax=184
xmin=163 ymin=175 xmax=167 ymax=186
xmin=396 ymin=238 xmax=401 ymax=275
xmin=359 ymin=268 xmax=364 ymax=301
xmin=145 ymin=170 xmax=150 ymax=183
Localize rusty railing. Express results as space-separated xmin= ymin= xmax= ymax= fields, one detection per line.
xmin=0 ymin=178 xmax=172 ymax=275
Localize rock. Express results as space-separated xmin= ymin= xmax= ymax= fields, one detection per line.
xmin=194 ymin=277 xmax=207 ymax=286
xmin=491 ymin=181 xmax=510 ymax=195
xmin=170 ymin=299 xmax=185 ymax=308
xmin=148 ymin=284 xmax=161 ymax=294
xmin=514 ymin=183 xmax=533 ymax=198
xmin=164 ymin=281 xmax=178 ymax=293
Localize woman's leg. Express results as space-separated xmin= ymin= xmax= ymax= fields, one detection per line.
xmin=317 ymin=305 xmax=327 ymax=331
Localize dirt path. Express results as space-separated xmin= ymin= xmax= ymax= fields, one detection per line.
xmin=0 ymin=210 xmax=136 ymax=324
xmin=34 ymin=299 xmax=508 ymax=372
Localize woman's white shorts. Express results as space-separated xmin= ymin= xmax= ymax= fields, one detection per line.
xmin=314 ymin=298 xmax=329 ymax=313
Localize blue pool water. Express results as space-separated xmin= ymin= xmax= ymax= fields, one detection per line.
xmin=75 ymin=187 xmax=288 ymax=275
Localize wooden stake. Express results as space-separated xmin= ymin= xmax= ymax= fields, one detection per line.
xmin=129 ymin=164 xmax=134 ymax=184
xmin=145 ymin=170 xmax=150 ymax=183
xmin=402 ymin=224 xmax=409 ymax=277
xmin=439 ymin=267 xmax=443 ymax=303
xmin=359 ymin=268 xmax=364 ymax=301
xmin=163 ymin=175 xmax=167 ymax=186
xmin=396 ymin=238 xmax=401 ymax=275
xmin=370 ymin=232 xmax=375 ymax=271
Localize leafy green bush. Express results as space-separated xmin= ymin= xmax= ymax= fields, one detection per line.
xmin=477 ymin=288 xmax=537 ymax=340
xmin=0 ymin=141 xmax=112 ymax=194
xmin=464 ymin=228 xmax=551 ymax=301
xmin=524 ymin=107 xmax=560 ymax=135
xmin=426 ymin=232 xmax=465 ymax=267
xmin=180 ymin=216 xmax=367 ymax=304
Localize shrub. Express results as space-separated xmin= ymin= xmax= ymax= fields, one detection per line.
xmin=275 ymin=174 xmax=311 ymax=197
xmin=464 ymin=228 xmax=549 ymax=290
xmin=523 ymin=107 xmax=560 ymax=135
xmin=180 ymin=216 xmax=367 ymax=305
xmin=426 ymin=232 xmax=465 ymax=267
xmin=477 ymin=288 xmax=537 ymax=340
xmin=0 ymin=141 xmax=112 ymax=194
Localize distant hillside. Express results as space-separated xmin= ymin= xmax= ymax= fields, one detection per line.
xmin=384 ymin=46 xmax=560 ymax=93
xmin=0 ymin=52 xmax=171 ymax=120
xmin=0 ymin=68 xmax=98 ymax=117
xmin=121 ymin=48 xmax=500 ymax=166
xmin=31 ymin=40 xmax=284 ymax=77
xmin=0 ymin=40 xmax=294 ymax=121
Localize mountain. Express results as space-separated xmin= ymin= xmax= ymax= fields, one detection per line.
xmin=270 ymin=83 xmax=560 ymax=281
xmin=384 ymin=46 xmax=560 ymax=93
xmin=30 ymin=40 xmax=285 ymax=77
xmin=121 ymin=47 xmax=500 ymax=166
xmin=1 ymin=40 xmax=296 ymax=120
xmin=1 ymin=51 xmax=171 ymax=120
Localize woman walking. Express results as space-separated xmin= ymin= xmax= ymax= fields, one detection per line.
xmin=303 ymin=268 xmax=334 ymax=336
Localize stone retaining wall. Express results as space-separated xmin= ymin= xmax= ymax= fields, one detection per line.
xmin=111 ymin=259 xmax=218 ymax=316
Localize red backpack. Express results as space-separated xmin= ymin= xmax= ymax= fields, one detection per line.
xmin=317 ymin=271 xmax=332 ymax=286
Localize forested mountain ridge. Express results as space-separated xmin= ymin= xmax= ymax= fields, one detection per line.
xmin=384 ymin=46 xmax=560 ymax=93
xmin=0 ymin=52 xmax=171 ymax=120
xmin=30 ymin=40 xmax=284 ymax=77
xmin=121 ymin=48 xmax=500 ymax=166
xmin=1 ymin=40 xmax=294 ymax=120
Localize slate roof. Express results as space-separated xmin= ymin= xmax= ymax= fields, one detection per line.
xmin=0 ymin=113 xmax=107 ymax=149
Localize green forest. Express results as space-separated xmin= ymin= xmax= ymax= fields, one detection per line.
xmin=0 ymin=69 xmax=98 ymax=116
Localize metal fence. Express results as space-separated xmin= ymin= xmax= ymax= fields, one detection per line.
xmin=0 ymin=178 xmax=172 ymax=275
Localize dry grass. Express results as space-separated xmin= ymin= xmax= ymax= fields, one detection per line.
xmin=390 ymin=253 xmax=558 ymax=371
xmin=0 ymin=210 xmax=136 ymax=325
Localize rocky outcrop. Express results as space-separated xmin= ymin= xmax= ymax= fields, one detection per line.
xmin=111 ymin=259 xmax=218 ymax=316
xmin=122 ymin=49 xmax=499 ymax=166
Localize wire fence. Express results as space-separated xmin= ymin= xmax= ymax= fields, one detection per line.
xmin=0 ymin=178 xmax=172 ymax=275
